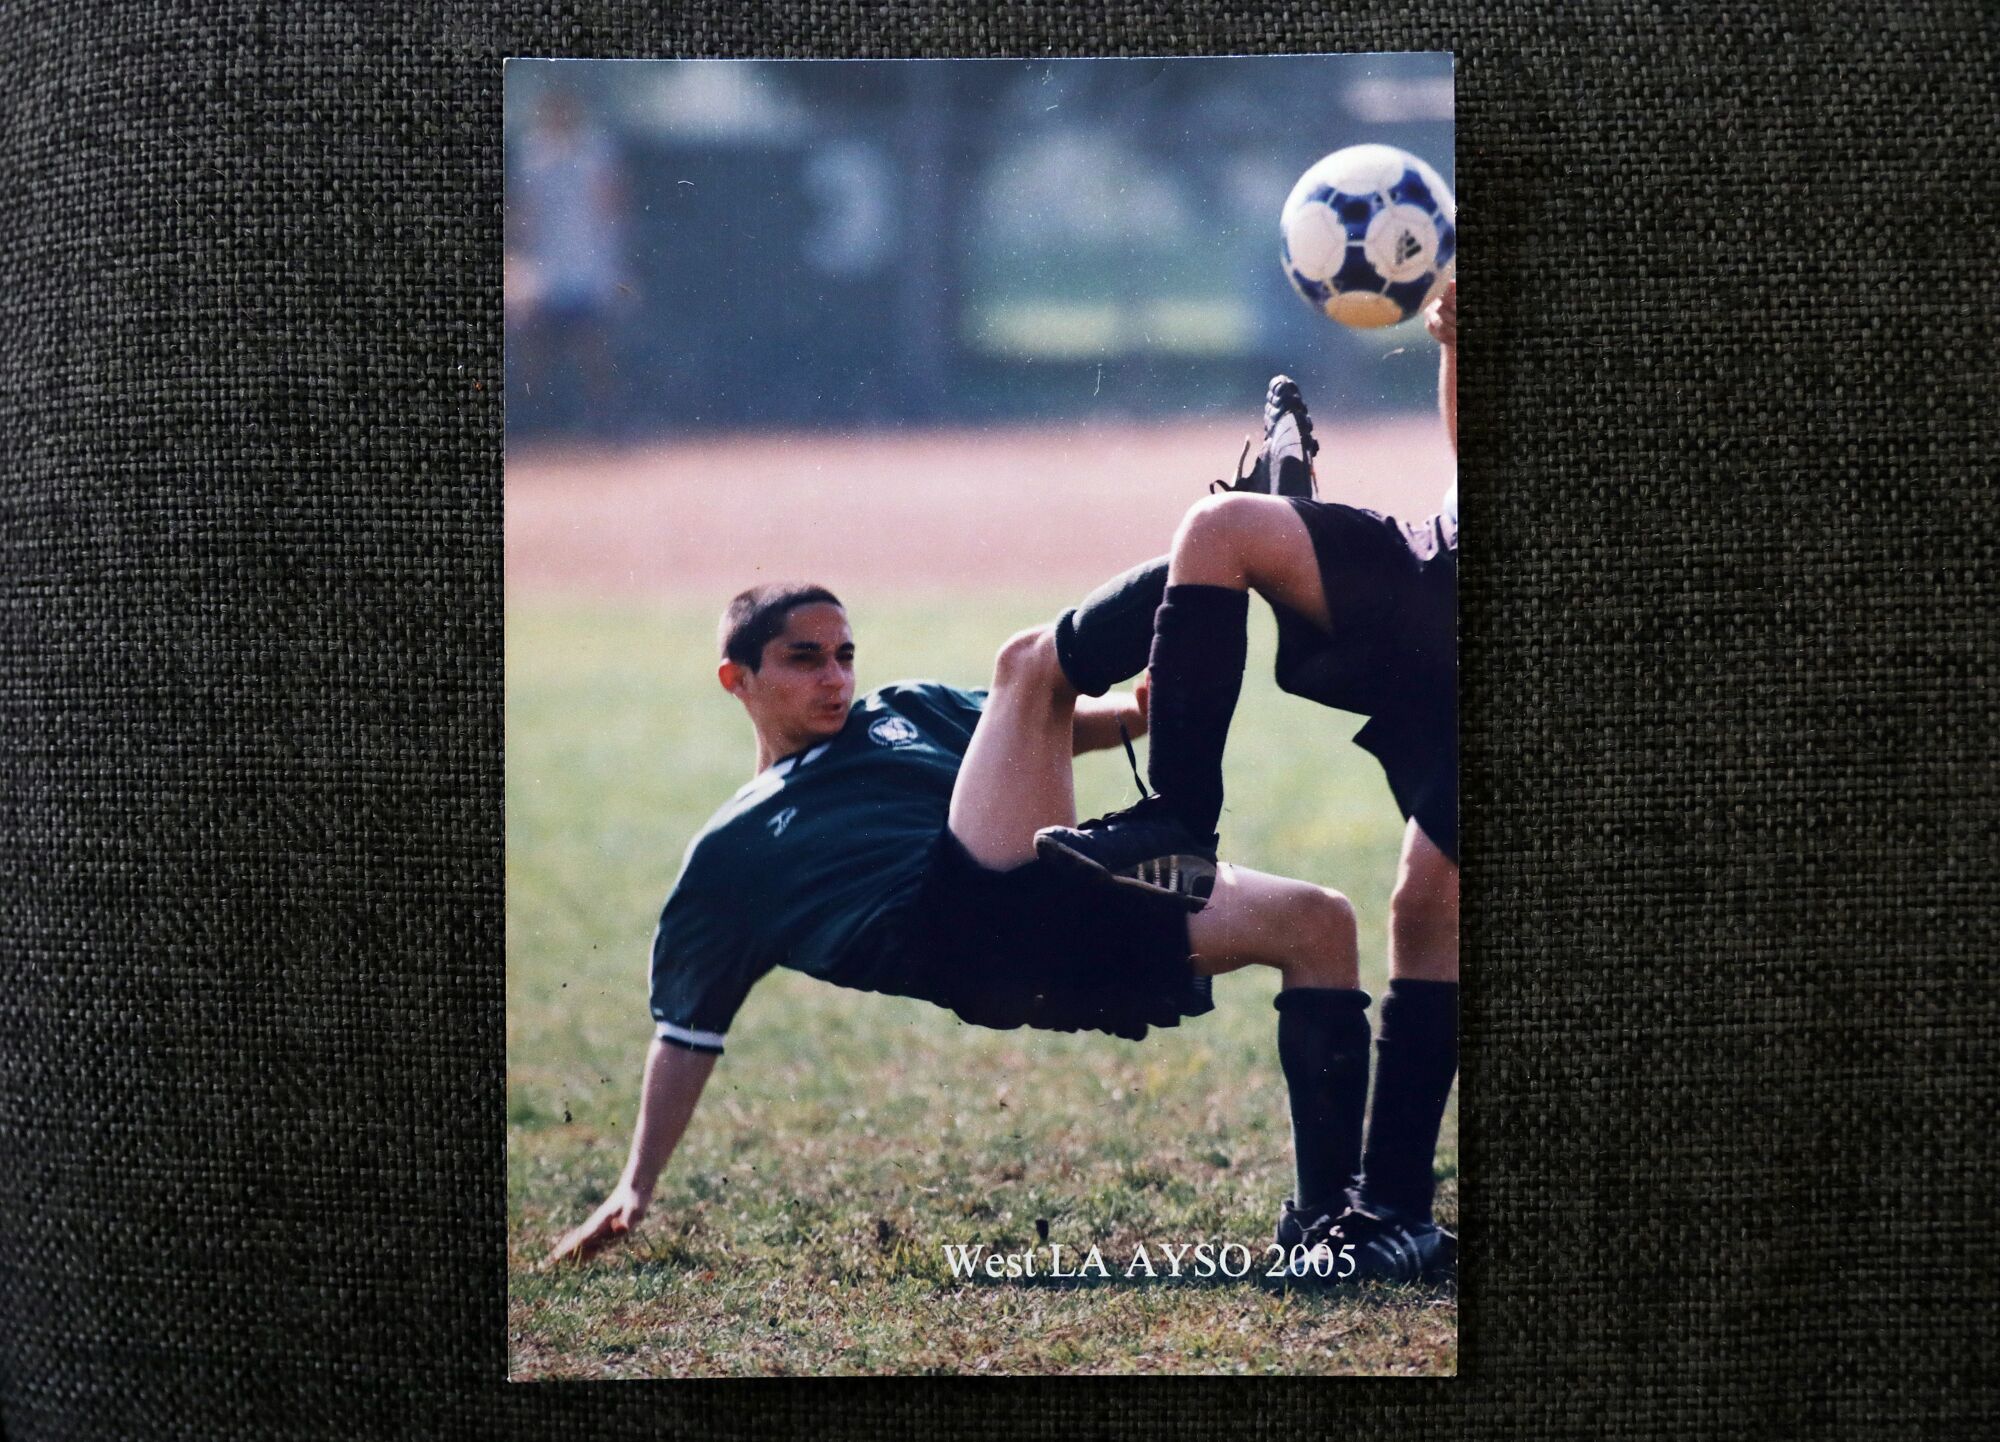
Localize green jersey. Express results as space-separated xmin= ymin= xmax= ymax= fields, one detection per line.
xmin=648 ymin=681 xmax=986 ymax=1054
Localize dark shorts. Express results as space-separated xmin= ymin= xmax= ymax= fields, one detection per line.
xmin=1271 ymin=498 xmax=1459 ymax=866
xmin=914 ymin=830 xmax=1212 ymax=1043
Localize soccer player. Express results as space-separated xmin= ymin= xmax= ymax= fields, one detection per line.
xmin=1037 ymin=281 xmax=1459 ymax=1284
xmin=547 ymin=583 xmax=1379 ymax=1274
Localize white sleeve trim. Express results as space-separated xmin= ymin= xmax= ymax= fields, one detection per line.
xmin=656 ymin=1020 xmax=727 ymax=1052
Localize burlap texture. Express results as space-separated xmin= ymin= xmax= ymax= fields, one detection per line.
xmin=0 ymin=3 xmax=1992 ymax=1436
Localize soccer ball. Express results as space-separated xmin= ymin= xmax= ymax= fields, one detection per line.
xmin=1280 ymin=145 xmax=1456 ymax=329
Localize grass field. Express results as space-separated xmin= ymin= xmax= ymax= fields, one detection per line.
xmin=506 ymin=590 xmax=1457 ymax=1378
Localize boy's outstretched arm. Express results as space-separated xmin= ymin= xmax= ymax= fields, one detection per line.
xmin=546 ymin=1036 xmax=717 ymax=1266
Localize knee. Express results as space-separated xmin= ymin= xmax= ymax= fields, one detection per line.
xmin=990 ymin=625 xmax=1061 ymax=690
xmin=1174 ymin=492 xmax=1257 ymax=556
xmin=1174 ymin=493 xmax=1290 ymax=583
xmin=1279 ymin=886 xmax=1359 ymax=990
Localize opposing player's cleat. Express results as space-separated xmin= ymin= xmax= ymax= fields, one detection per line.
xmin=1216 ymin=374 xmax=1319 ymax=498
xmin=1275 ymin=1198 xmax=1456 ymax=1286
xmin=1034 ymin=796 xmax=1219 ymax=912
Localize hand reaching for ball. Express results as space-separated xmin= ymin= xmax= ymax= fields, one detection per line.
xmin=1424 ymin=280 xmax=1457 ymax=348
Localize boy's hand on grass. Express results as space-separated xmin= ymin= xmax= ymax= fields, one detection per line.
xmin=546 ymin=1178 xmax=652 ymax=1267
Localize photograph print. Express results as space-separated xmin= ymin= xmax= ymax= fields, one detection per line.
xmin=505 ymin=52 xmax=1458 ymax=1378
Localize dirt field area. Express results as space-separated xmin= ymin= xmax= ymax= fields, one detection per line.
xmin=506 ymin=416 xmax=1453 ymax=598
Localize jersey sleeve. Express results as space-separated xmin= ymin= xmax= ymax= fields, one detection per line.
xmin=646 ymin=851 xmax=764 ymax=1055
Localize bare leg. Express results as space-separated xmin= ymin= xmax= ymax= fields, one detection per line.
xmin=1104 ymin=493 xmax=1333 ymax=843
xmin=1191 ymin=863 xmax=1368 ymax=1221
xmin=1168 ymin=492 xmax=1334 ymax=632
xmin=1388 ymin=820 xmax=1459 ymax=982
xmin=947 ymin=626 xmax=1079 ymax=870
xmin=1187 ymin=863 xmax=1358 ymax=992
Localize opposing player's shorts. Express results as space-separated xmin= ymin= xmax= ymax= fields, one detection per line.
xmin=1270 ymin=498 xmax=1459 ymax=865
xmin=914 ymin=830 xmax=1212 ymax=1043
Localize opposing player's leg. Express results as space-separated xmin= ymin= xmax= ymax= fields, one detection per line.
xmin=1388 ymin=816 xmax=1459 ymax=984
xmin=946 ymin=625 xmax=1079 ymax=870
xmin=1165 ymin=489 xmax=1331 ymax=626
xmin=1050 ymin=376 xmax=1328 ymax=705
xmin=1144 ymin=489 xmax=1331 ymax=830
xmin=1048 ymin=525 xmax=1313 ymax=911
xmin=1038 ymin=376 xmax=1341 ymax=896
xmin=1037 ymin=489 xmax=1333 ymax=889
xmin=1353 ymin=818 xmax=1460 ymax=1234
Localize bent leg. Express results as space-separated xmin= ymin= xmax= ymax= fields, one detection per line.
xmin=947 ymin=626 xmax=1079 ymax=870
xmin=1144 ymin=494 xmax=1334 ymax=837
xmin=1186 ymin=863 xmax=1357 ymax=991
xmin=1056 ymin=496 xmax=1333 ymax=704
xmin=1055 ymin=556 xmax=1169 ymax=697
xmin=1189 ymin=864 xmax=1370 ymax=1216
xmin=1169 ymin=492 xmax=1333 ymax=632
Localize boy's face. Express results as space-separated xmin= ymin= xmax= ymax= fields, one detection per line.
xmin=730 ymin=602 xmax=856 ymax=751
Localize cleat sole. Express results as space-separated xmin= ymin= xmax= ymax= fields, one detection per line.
xmin=1035 ymin=833 xmax=1216 ymax=913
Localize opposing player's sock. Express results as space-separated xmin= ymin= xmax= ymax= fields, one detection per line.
xmin=1054 ymin=557 xmax=1170 ymax=698
xmin=1145 ymin=584 xmax=1249 ymax=837
xmin=1355 ymin=978 xmax=1459 ymax=1222
xmin=1274 ymin=986 xmax=1372 ymax=1219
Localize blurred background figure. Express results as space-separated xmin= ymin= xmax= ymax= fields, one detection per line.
xmin=508 ymin=88 xmax=630 ymax=440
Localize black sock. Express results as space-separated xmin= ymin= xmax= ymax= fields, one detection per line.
xmin=1274 ymin=987 xmax=1372 ymax=1218
xmin=1357 ymin=978 xmax=1459 ymax=1222
xmin=1145 ymin=584 xmax=1249 ymax=837
xmin=1054 ymin=557 xmax=1169 ymax=697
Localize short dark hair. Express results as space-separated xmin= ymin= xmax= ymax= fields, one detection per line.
xmin=718 ymin=583 xmax=843 ymax=671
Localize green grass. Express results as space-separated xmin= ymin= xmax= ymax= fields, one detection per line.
xmin=507 ymin=593 xmax=1456 ymax=1377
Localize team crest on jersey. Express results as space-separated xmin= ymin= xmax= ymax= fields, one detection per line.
xmin=867 ymin=716 xmax=922 ymax=748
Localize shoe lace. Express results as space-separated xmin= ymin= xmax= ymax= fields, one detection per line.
xmin=1332 ymin=1207 xmax=1421 ymax=1250
xmin=1208 ymin=437 xmax=1258 ymax=496
xmin=1294 ymin=1210 xmax=1339 ymax=1251
xmin=1117 ymin=721 xmax=1151 ymax=801
xmin=1068 ymin=729 xmax=1157 ymax=837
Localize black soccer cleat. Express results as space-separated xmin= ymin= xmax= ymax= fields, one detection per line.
xmin=1216 ymin=374 xmax=1319 ymax=498
xmin=1034 ymin=795 xmax=1219 ymax=912
xmin=1273 ymin=1198 xmax=1456 ymax=1287
xmin=1274 ymin=1198 xmax=1340 ymax=1258
xmin=1335 ymin=1204 xmax=1457 ymax=1286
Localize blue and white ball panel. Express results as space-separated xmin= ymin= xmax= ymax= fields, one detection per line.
xmin=1281 ymin=200 xmax=1349 ymax=283
xmin=1364 ymin=204 xmax=1442 ymax=283
xmin=1323 ymin=143 xmax=1409 ymax=195
xmin=1280 ymin=144 xmax=1456 ymax=329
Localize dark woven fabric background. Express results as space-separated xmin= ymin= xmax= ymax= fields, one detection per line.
xmin=1 ymin=2 xmax=1992 ymax=1436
